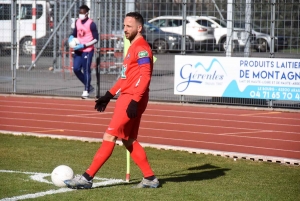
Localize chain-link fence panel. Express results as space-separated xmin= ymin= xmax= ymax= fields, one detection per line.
xmin=1 ymin=0 xmax=299 ymax=109
xmin=1 ymin=0 xmax=87 ymax=97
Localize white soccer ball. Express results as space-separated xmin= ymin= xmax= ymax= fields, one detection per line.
xmin=51 ymin=165 xmax=74 ymax=187
xmin=68 ymin=37 xmax=80 ymax=48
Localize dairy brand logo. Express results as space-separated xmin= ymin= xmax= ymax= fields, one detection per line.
xmin=138 ymin=51 xmax=149 ymax=58
xmin=176 ymin=58 xmax=227 ymax=92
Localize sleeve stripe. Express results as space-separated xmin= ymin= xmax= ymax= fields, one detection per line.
xmin=138 ymin=57 xmax=151 ymax=65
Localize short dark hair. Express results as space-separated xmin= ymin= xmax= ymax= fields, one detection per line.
xmin=79 ymin=5 xmax=90 ymax=13
xmin=126 ymin=12 xmax=144 ymax=26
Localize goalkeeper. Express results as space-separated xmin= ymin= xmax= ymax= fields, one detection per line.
xmin=64 ymin=11 xmax=159 ymax=189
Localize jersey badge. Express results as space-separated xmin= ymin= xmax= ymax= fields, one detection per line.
xmin=121 ymin=64 xmax=127 ymax=79
xmin=138 ymin=51 xmax=149 ymax=58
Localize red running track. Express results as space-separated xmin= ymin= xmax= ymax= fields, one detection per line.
xmin=0 ymin=95 xmax=299 ymax=163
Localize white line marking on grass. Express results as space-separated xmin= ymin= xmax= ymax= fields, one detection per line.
xmin=0 ymin=188 xmax=74 ymax=201
xmin=0 ymin=170 xmax=125 ymax=201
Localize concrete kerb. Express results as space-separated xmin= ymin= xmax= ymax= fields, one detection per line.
xmin=1 ymin=130 xmax=299 ymax=166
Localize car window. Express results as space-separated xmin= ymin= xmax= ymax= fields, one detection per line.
xmin=151 ymin=19 xmax=167 ymax=28
xmin=19 ymin=4 xmax=43 ymax=19
xmin=213 ymin=19 xmax=227 ymax=27
xmin=144 ymin=23 xmax=160 ymax=32
xmin=168 ymin=19 xmax=182 ymax=27
xmin=0 ymin=4 xmax=10 ymax=20
xmin=196 ymin=19 xmax=207 ymax=27
xmin=196 ymin=19 xmax=213 ymax=27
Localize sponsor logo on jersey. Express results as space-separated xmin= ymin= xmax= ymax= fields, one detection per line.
xmin=121 ymin=64 xmax=127 ymax=79
xmin=138 ymin=51 xmax=149 ymax=58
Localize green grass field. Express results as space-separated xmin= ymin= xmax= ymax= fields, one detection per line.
xmin=0 ymin=133 xmax=299 ymax=201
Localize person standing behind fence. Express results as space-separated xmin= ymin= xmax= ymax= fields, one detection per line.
xmin=68 ymin=5 xmax=99 ymax=99
xmin=64 ymin=11 xmax=160 ymax=189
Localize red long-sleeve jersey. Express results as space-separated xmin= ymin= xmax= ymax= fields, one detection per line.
xmin=109 ymin=36 xmax=153 ymax=102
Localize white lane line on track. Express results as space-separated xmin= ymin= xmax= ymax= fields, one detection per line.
xmin=239 ymin=112 xmax=282 ymax=116
xmin=0 ymin=105 xmax=102 ymax=114
xmin=0 ymin=115 xmax=299 ymax=135
xmin=144 ymin=114 xmax=300 ymax=127
xmin=66 ymin=112 xmax=113 ymax=117
xmin=0 ymin=100 xmax=94 ymax=108
xmin=141 ymin=135 xmax=300 ymax=153
xmin=0 ymin=122 xmax=299 ymax=143
xmin=0 ymin=110 xmax=299 ymax=129
xmin=0 ymin=101 xmax=299 ymax=121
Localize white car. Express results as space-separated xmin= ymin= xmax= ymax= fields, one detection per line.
xmin=195 ymin=16 xmax=254 ymax=51
xmin=148 ymin=16 xmax=215 ymax=50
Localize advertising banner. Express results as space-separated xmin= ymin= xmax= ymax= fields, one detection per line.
xmin=174 ymin=56 xmax=300 ymax=101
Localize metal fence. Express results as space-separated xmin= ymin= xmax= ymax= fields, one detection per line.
xmin=1 ymin=0 xmax=299 ymax=109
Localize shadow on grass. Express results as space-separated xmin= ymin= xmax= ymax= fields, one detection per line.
xmin=155 ymin=164 xmax=230 ymax=186
xmin=92 ymin=164 xmax=230 ymax=189
xmin=126 ymin=164 xmax=229 ymax=188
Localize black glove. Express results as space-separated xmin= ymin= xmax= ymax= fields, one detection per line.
xmin=94 ymin=91 xmax=114 ymax=112
xmin=126 ymin=100 xmax=138 ymax=118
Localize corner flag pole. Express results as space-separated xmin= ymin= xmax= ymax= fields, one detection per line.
xmin=123 ymin=36 xmax=157 ymax=183
xmin=123 ymin=36 xmax=131 ymax=182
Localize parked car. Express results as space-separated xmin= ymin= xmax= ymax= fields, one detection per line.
xmin=148 ymin=16 xmax=215 ymax=50
xmin=112 ymin=23 xmax=193 ymax=54
xmin=195 ymin=16 xmax=255 ymax=51
xmin=143 ymin=22 xmax=193 ymax=53
xmin=234 ymin=21 xmax=288 ymax=52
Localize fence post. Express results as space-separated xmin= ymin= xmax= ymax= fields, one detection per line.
xmin=53 ymin=0 xmax=57 ymax=70
xmin=270 ymin=0 xmax=275 ymax=58
xmin=268 ymin=0 xmax=276 ymax=108
xmin=126 ymin=0 xmax=135 ymax=13
xmin=244 ymin=0 xmax=252 ymax=57
xmin=181 ymin=0 xmax=186 ymax=55
xmin=180 ymin=0 xmax=187 ymax=103
xmin=94 ymin=0 xmax=101 ymax=98
xmin=226 ymin=0 xmax=234 ymax=57
xmin=11 ymin=0 xmax=17 ymax=94
xmin=31 ymin=0 xmax=36 ymax=68
xmin=16 ymin=2 xmax=21 ymax=70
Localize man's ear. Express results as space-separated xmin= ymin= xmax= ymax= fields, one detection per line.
xmin=138 ymin=24 xmax=143 ymax=32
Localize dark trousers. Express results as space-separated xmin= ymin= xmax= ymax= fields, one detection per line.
xmin=73 ymin=50 xmax=94 ymax=92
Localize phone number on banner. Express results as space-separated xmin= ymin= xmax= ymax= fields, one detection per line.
xmin=249 ymin=87 xmax=300 ymax=100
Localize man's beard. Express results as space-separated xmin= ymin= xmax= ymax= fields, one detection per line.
xmin=125 ymin=31 xmax=138 ymax=42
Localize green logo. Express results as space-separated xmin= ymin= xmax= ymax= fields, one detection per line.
xmin=121 ymin=65 xmax=127 ymax=79
xmin=138 ymin=51 xmax=149 ymax=58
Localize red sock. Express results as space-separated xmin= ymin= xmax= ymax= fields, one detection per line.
xmin=127 ymin=141 xmax=154 ymax=177
xmin=85 ymin=140 xmax=115 ymax=177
